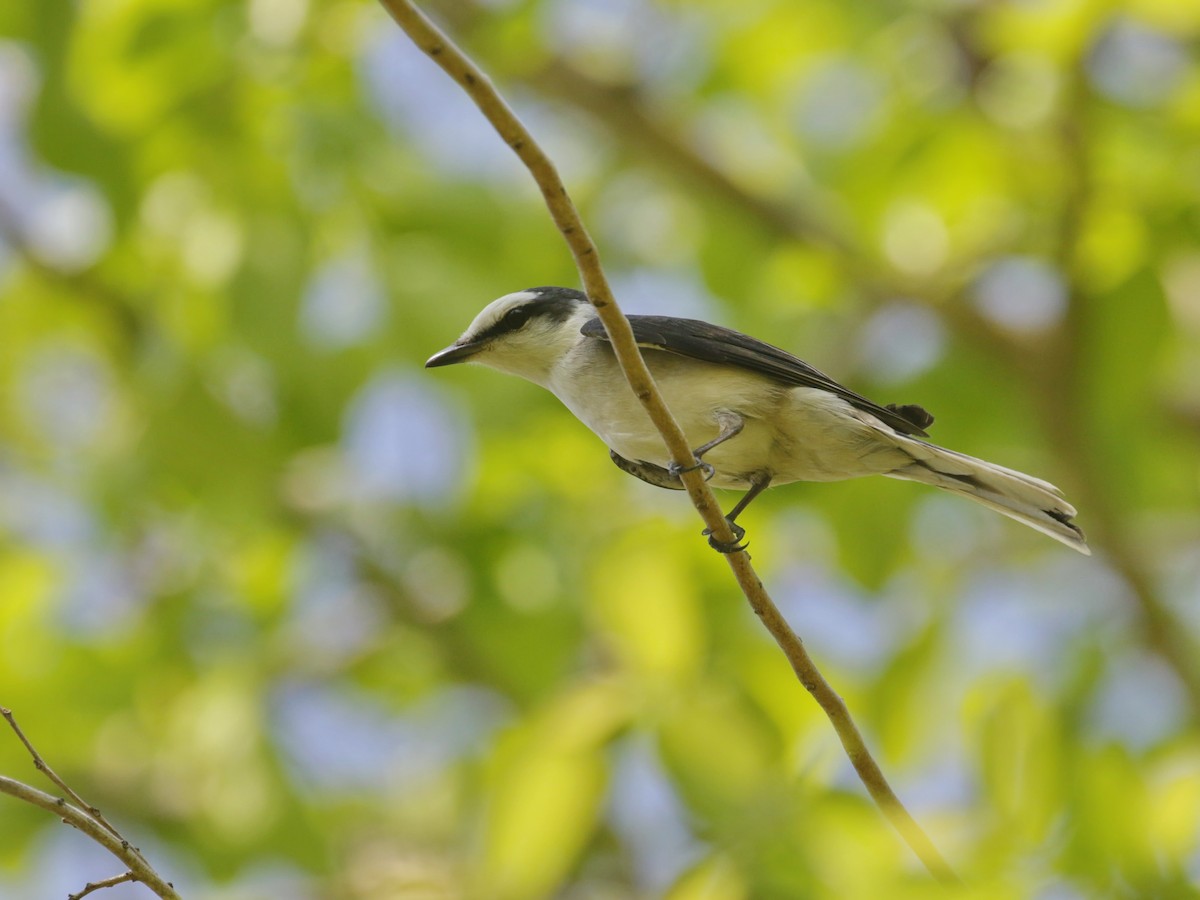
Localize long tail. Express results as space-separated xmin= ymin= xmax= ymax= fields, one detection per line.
xmin=883 ymin=437 xmax=1090 ymax=555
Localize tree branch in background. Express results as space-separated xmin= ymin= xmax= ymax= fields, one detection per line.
xmin=1029 ymin=74 xmax=1200 ymax=713
xmin=0 ymin=196 xmax=143 ymax=351
xmin=377 ymin=0 xmax=959 ymax=884
xmin=422 ymin=0 xmax=938 ymax=295
xmin=1 ymin=708 xmax=182 ymax=900
xmin=528 ymin=57 xmax=857 ymax=257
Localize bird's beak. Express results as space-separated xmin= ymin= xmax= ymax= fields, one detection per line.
xmin=425 ymin=340 xmax=484 ymax=368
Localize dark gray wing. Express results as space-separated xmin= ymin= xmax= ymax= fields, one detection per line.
xmin=580 ymin=315 xmax=932 ymax=437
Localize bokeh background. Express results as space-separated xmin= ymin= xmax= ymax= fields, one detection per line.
xmin=2 ymin=0 xmax=1199 ymax=897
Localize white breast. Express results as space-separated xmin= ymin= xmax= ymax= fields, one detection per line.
xmin=547 ymin=341 xmax=784 ymax=489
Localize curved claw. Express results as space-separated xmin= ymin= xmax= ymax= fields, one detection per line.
xmin=702 ymin=520 xmax=747 ymax=554
xmin=668 ymin=458 xmax=716 ymax=481
xmin=708 ymin=537 xmax=748 ymax=554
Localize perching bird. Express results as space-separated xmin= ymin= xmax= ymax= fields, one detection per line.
xmin=426 ymin=286 xmax=1089 ymax=555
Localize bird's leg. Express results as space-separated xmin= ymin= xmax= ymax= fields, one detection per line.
xmin=704 ymin=473 xmax=772 ymax=553
xmin=692 ymin=410 xmax=746 ymax=458
xmin=667 ymin=411 xmax=745 ymax=480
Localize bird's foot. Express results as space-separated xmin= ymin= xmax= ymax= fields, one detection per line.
xmin=703 ymin=520 xmax=747 ymax=554
xmin=668 ymin=457 xmax=715 ymax=481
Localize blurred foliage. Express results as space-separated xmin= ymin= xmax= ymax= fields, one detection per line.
xmin=1 ymin=0 xmax=1199 ymax=897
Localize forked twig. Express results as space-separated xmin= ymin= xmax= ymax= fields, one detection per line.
xmin=377 ymin=0 xmax=958 ymax=883
xmin=2 ymin=708 xmax=123 ymax=840
xmin=69 ymin=872 xmax=137 ymax=900
xmin=1 ymin=708 xmax=181 ymax=899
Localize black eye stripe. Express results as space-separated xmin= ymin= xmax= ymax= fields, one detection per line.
xmin=476 ymin=307 xmax=531 ymax=341
xmin=472 ymin=291 xmax=586 ymax=342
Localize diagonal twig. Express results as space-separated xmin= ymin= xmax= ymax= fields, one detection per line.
xmin=377 ymin=0 xmax=959 ymax=884
xmin=3 ymin=707 xmax=124 ymax=840
xmin=1 ymin=708 xmax=182 ymax=900
xmin=69 ymin=871 xmax=137 ymax=900
xmin=0 ymin=775 xmax=181 ymax=900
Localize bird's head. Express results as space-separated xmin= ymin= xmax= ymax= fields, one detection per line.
xmin=426 ymin=286 xmax=590 ymax=385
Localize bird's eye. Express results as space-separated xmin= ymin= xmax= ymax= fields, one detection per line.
xmin=503 ymin=306 xmax=531 ymax=329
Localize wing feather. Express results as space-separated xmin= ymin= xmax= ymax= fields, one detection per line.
xmin=580 ymin=315 xmax=932 ymax=436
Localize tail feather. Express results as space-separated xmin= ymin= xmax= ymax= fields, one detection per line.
xmin=884 ymin=437 xmax=1090 ymax=555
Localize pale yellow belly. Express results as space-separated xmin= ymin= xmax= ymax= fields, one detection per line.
xmin=548 ymin=344 xmax=911 ymax=490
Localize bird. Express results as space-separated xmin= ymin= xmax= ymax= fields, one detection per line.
xmin=426 ymin=286 xmax=1089 ymax=555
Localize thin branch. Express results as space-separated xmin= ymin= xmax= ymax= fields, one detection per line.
xmin=3 ymin=707 xmax=123 ymax=840
xmin=377 ymin=0 xmax=959 ymax=883
xmin=1 ymin=708 xmax=181 ymax=900
xmin=377 ymin=0 xmax=737 ymax=545
xmin=0 ymin=776 xmax=181 ymax=900
xmin=69 ymin=872 xmax=137 ymax=900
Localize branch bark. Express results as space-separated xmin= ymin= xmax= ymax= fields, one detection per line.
xmin=0 ymin=777 xmax=180 ymax=900
xmin=3 ymin=707 xmax=125 ymax=841
xmin=69 ymin=872 xmax=138 ymax=900
xmin=1 ymin=708 xmax=181 ymax=900
xmin=378 ymin=0 xmax=958 ymax=884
